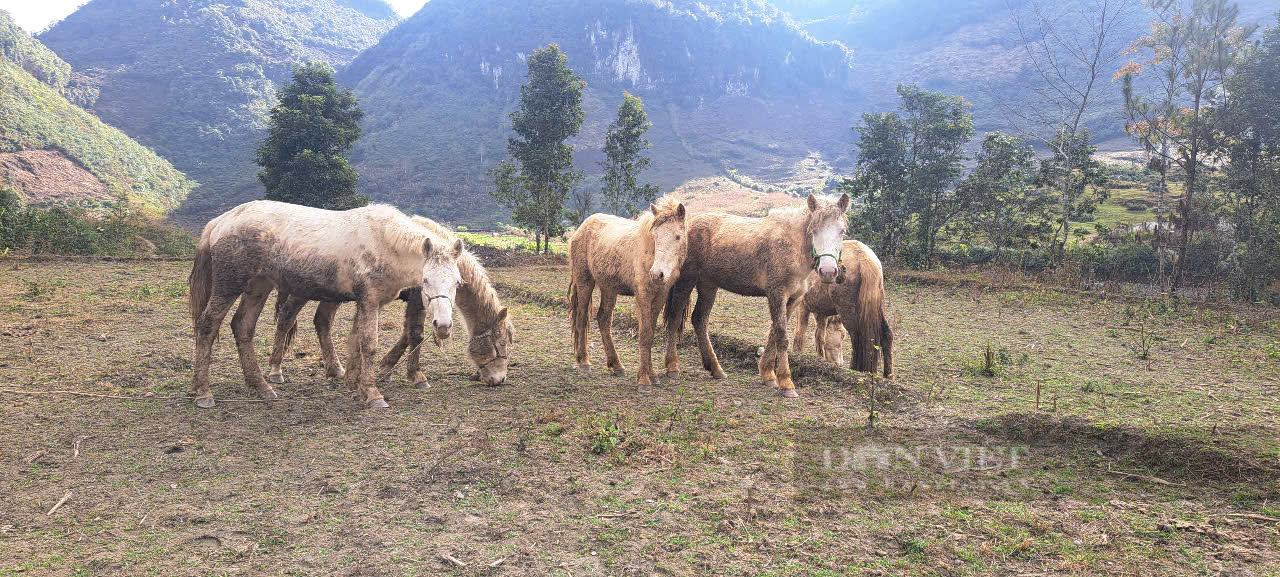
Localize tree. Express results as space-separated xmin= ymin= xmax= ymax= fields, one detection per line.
xmin=846 ymin=84 xmax=973 ymax=267
xmin=956 ymin=132 xmax=1053 ymax=257
xmin=1218 ymin=14 xmax=1280 ymax=302
xmin=1120 ymin=0 xmax=1252 ymax=289
xmin=1035 ymin=128 xmax=1110 ymax=248
xmin=488 ymin=44 xmax=585 ymax=254
xmin=1005 ymin=0 xmax=1137 ymax=264
xmin=256 ymin=62 xmax=367 ymax=210
xmin=600 ymin=92 xmax=660 ymax=216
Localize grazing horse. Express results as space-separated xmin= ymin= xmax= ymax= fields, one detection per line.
xmin=568 ymin=196 xmax=687 ymax=390
xmin=188 ymin=201 xmax=461 ymax=409
xmin=268 ymin=215 xmax=514 ymax=388
xmin=663 ymin=193 xmax=850 ymax=397
xmin=792 ymin=240 xmax=894 ymax=378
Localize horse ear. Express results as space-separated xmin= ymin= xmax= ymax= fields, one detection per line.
xmin=452 ymin=238 xmax=464 ymax=257
xmin=649 ymin=203 xmax=659 ymax=216
xmin=838 ymin=192 xmax=850 ymax=212
xmin=806 ymin=194 xmax=818 ymax=211
xmin=676 ymin=203 xmax=686 ymax=219
xmin=422 ymin=237 xmax=433 ymax=255
xmin=496 ymin=306 xmax=509 ymax=322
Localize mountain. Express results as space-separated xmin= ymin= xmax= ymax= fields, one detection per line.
xmin=340 ymin=0 xmax=858 ymax=224
xmin=38 ymin=0 xmax=399 ymax=221
xmin=0 ymin=11 xmax=194 ymax=212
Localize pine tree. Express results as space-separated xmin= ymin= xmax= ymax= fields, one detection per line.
xmin=489 ymin=44 xmax=585 ymax=254
xmin=600 ymin=92 xmax=659 ymax=216
xmin=256 ymin=62 xmax=367 ymax=210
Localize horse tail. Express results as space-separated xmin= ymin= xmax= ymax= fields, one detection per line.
xmin=567 ymin=278 xmax=579 ymax=328
xmin=880 ymin=312 xmax=894 ymax=379
xmin=852 ymin=243 xmax=888 ymax=375
xmin=188 ymin=236 xmax=213 ymax=329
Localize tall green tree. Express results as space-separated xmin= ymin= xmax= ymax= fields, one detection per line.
xmin=846 ymin=84 xmax=973 ymax=267
xmin=489 ymin=44 xmax=585 ymax=254
xmin=256 ymin=62 xmax=367 ymax=210
xmin=1120 ymin=0 xmax=1252 ymax=289
xmin=956 ymin=132 xmax=1052 ymax=257
xmin=1036 ymin=128 xmax=1110 ymax=253
xmin=600 ymin=92 xmax=660 ymax=216
xmin=1218 ymin=14 xmax=1280 ymax=302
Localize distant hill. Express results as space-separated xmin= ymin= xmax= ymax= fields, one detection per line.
xmin=340 ymin=0 xmax=857 ymax=224
xmin=38 ymin=0 xmax=399 ymax=222
xmin=0 ymin=11 xmax=194 ymax=212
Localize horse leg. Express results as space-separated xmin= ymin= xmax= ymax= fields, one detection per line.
xmin=663 ymin=278 xmax=694 ymax=379
xmin=192 ymin=293 xmax=238 ymax=408
xmin=881 ymin=316 xmax=894 ymax=379
xmin=634 ymin=287 xmax=659 ymax=391
xmin=571 ymin=277 xmax=595 ymax=373
xmin=691 ymin=283 xmax=725 ymax=379
xmin=345 ymin=299 xmax=386 ymax=408
xmin=314 ymin=302 xmax=345 ymax=379
xmin=792 ymin=300 xmax=811 ymax=353
xmin=811 ymin=313 xmax=827 ymax=360
xmin=403 ymin=294 xmax=430 ymax=389
xmin=266 ymin=294 xmax=306 ymax=384
xmin=763 ymin=289 xmax=799 ymax=397
xmin=596 ymin=289 xmax=625 ymax=376
xmin=230 ymin=278 xmax=276 ymax=400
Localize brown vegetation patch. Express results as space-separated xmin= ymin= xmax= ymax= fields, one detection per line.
xmin=0 ymin=149 xmax=113 ymax=204
xmin=469 ymin=244 xmax=567 ymax=268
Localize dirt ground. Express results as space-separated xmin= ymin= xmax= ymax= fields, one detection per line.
xmin=0 ymin=259 xmax=1277 ymax=576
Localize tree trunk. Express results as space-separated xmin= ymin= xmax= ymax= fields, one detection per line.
xmin=1172 ymin=90 xmax=1203 ymax=292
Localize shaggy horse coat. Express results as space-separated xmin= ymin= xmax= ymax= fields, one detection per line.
xmin=269 ymin=216 xmax=515 ymax=388
xmin=663 ymin=193 xmax=850 ymax=397
xmin=568 ymin=196 xmax=687 ymax=389
xmin=188 ymin=201 xmax=459 ymax=409
xmin=792 ymin=240 xmax=894 ymax=378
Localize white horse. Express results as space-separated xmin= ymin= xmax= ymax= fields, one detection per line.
xmin=188 ymin=200 xmax=462 ymax=409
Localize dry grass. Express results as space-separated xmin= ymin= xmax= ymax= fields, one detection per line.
xmin=0 ymin=259 xmax=1277 ymax=576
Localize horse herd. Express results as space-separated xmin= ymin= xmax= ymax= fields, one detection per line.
xmin=187 ymin=193 xmax=892 ymax=409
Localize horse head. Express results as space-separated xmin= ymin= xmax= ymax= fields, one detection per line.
xmin=806 ymin=193 xmax=850 ymax=284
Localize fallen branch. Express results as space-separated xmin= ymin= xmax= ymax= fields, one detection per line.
xmin=23 ymin=450 xmax=46 ymax=464
xmin=47 ymin=490 xmax=72 ymax=516
xmin=489 ymin=557 xmax=507 ymax=568
xmin=595 ymin=510 xmax=636 ymax=519
xmin=0 ymin=388 xmax=296 ymax=403
xmin=1105 ymin=469 xmax=1185 ymax=487
xmin=440 ymin=552 xmax=468 ymax=567
xmin=73 ymin=435 xmax=93 ymax=458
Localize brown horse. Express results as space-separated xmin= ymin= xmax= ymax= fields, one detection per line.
xmin=267 ymin=215 xmax=514 ymax=388
xmin=792 ymin=240 xmax=893 ymax=378
xmin=188 ymin=201 xmax=461 ymax=409
xmin=568 ymin=196 xmax=687 ymax=390
xmin=663 ymin=193 xmax=850 ymax=397
xmin=807 ymin=314 xmax=848 ymax=366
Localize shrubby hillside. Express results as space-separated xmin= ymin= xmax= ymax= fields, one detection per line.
xmin=340 ymin=0 xmax=857 ymax=223
xmin=38 ymin=0 xmax=398 ymax=221
xmin=0 ymin=11 xmax=193 ymax=212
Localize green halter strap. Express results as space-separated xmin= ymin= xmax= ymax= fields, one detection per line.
xmin=812 ymin=244 xmax=842 ymax=271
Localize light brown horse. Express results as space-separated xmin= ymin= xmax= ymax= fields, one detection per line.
xmin=189 ymin=201 xmax=461 ymax=409
xmin=807 ymin=314 xmax=848 ymax=366
xmin=268 ymin=215 xmax=514 ymax=388
xmin=568 ymin=196 xmax=687 ymax=390
xmin=663 ymin=193 xmax=850 ymax=397
xmin=792 ymin=239 xmax=894 ymax=378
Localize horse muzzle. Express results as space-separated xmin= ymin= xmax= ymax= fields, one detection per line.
xmin=432 ymin=319 xmax=453 ymax=340
xmin=817 ymin=262 xmax=839 ymax=283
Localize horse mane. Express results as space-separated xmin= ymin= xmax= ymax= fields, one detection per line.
xmin=636 ymin=194 xmax=684 ymax=233
xmin=409 ymin=216 xmax=507 ymax=333
xmin=363 ymin=204 xmax=436 ymax=257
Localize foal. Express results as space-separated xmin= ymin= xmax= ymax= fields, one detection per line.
xmin=663 ymin=193 xmax=850 ymax=397
xmin=568 ymin=196 xmax=687 ymax=390
xmin=188 ymin=201 xmax=459 ymax=409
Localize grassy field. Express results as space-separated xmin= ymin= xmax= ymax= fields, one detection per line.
xmin=1 ymin=258 xmax=1277 ymax=576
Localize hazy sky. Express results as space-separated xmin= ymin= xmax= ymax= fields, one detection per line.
xmin=0 ymin=0 xmax=428 ymax=33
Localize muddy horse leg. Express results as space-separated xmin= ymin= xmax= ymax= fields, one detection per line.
xmin=345 ymin=299 xmax=386 ymax=408
xmin=760 ymin=290 xmax=798 ymax=397
xmin=192 ymin=293 xmax=238 ymax=408
xmin=691 ymin=282 xmax=726 ymax=379
xmin=230 ymin=278 xmax=276 ymax=400
xmin=403 ymin=292 xmax=429 ymax=388
xmin=792 ymin=300 xmax=811 ymax=353
xmin=634 ymin=286 xmax=662 ymax=391
xmin=314 ymin=302 xmax=345 ymax=379
xmin=267 ymin=293 xmax=307 ymax=384
xmin=663 ymin=278 xmax=694 ymax=379
xmin=596 ymin=289 xmax=625 ymax=376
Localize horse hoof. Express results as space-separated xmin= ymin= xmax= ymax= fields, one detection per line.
xmin=413 ymin=380 xmax=431 ymax=390
xmin=711 ymin=370 xmax=727 ymax=380
xmin=259 ymin=388 xmax=278 ymax=401
xmin=761 ymin=379 xmax=777 ymax=388
xmin=637 ymin=383 xmax=653 ymax=394
xmin=610 ymin=367 xmax=626 ymax=377
xmin=194 ymin=396 xmax=215 ymax=409
xmin=576 ymin=365 xmax=592 ymax=374
xmin=267 ymin=374 xmax=285 ymax=384
xmin=778 ymin=388 xmax=800 ymax=399
xmin=366 ymin=398 xmax=389 ymax=409
xmin=665 ymin=371 xmax=681 ymax=381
